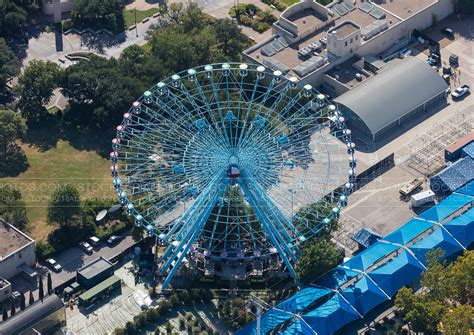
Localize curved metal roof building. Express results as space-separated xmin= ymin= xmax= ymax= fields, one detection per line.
xmin=334 ymin=56 xmax=448 ymax=141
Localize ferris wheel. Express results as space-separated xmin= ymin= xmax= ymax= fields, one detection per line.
xmin=110 ymin=63 xmax=356 ymax=289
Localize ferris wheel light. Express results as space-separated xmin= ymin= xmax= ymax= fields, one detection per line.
xmin=257 ymin=66 xmax=265 ymax=78
xmin=239 ymin=63 xmax=248 ymax=76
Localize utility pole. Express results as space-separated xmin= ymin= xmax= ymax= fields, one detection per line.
xmin=135 ymin=8 xmax=138 ymax=38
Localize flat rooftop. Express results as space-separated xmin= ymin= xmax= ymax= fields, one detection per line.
xmin=287 ymin=8 xmax=326 ymax=27
xmin=329 ymin=21 xmax=360 ymax=39
xmin=326 ymin=56 xmax=373 ymax=88
xmin=0 ymin=220 xmax=33 ymax=259
xmin=371 ymin=0 xmax=437 ymax=20
xmin=77 ymin=257 xmax=113 ymax=279
xmin=247 ymin=0 xmax=401 ymax=78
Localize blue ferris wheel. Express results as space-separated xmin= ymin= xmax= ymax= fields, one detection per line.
xmin=110 ymin=63 xmax=356 ymax=289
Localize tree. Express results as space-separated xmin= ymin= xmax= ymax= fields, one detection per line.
xmin=20 ymin=291 xmax=25 ymax=310
xmin=0 ymin=38 xmax=19 ymax=92
xmin=444 ymin=250 xmax=474 ymax=305
xmin=214 ymin=18 xmax=248 ymax=58
xmin=72 ymin=0 xmax=121 ymax=31
xmin=295 ymin=239 xmax=343 ymax=285
xmin=47 ymin=272 xmax=53 ymax=295
xmin=38 ymin=276 xmax=44 ymax=301
xmin=0 ymin=110 xmax=25 ymax=157
xmin=0 ymin=185 xmax=28 ymax=230
xmin=131 ymin=225 xmax=143 ymax=242
xmin=2 ymin=306 xmax=7 ymax=321
xmin=395 ymin=287 xmax=444 ymax=333
xmin=454 ymin=0 xmax=474 ymax=14
xmin=0 ymin=1 xmax=27 ymax=37
xmin=124 ymin=321 xmax=136 ymax=335
xmin=442 ymin=305 xmax=473 ymax=335
xmin=10 ymin=298 xmax=15 ymax=316
xmin=16 ymin=60 xmax=62 ymax=121
xmin=47 ymin=185 xmax=81 ymax=228
xmin=28 ymin=290 xmax=34 ymax=305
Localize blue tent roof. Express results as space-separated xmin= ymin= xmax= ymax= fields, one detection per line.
xmin=276 ymin=286 xmax=332 ymax=314
xmin=430 ymin=156 xmax=474 ymax=194
xmin=302 ymin=294 xmax=360 ymax=335
xmin=383 ymin=218 xmax=435 ymax=245
xmin=342 ymin=242 xmax=399 ymax=271
xmin=235 ymin=308 xmax=294 ymax=335
xmin=417 ymin=193 xmax=473 ymax=222
xmin=340 ymin=275 xmax=388 ymax=315
xmin=282 ymin=318 xmax=316 ymax=335
xmin=455 ymin=180 xmax=474 ymax=197
xmin=316 ymin=266 xmax=360 ymax=289
xmin=352 ymin=228 xmax=381 ymax=248
xmin=408 ymin=227 xmax=464 ymax=263
xmin=368 ymin=250 xmax=425 ymax=297
xmin=443 ymin=207 xmax=474 ymax=248
xmin=461 ymin=141 xmax=474 ymax=159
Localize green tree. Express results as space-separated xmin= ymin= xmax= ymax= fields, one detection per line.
xmin=0 ymin=185 xmax=28 ymax=230
xmin=0 ymin=38 xmax=19 ymax=92
xmin=47 ymin=272 xmax=53 ymax=295
xmin=131 ymin=225 xmax=143 ymax=242
xmin=124 ymin=321 xmax=136 ymax=335
xmin=0 ymin=1 xmax=27 ymax=37
xmin=214 ymin=18 xmax=248 ymax=57
xmin=442 ymin=305 xmax=473 ymax=335
xmin=20 ymin=291 xmax=25 ymax=310
xmin=28 ymin=290 xmax=34 ymax=305
xmin=72 ymin=0 xmax=121 ymax=30
xmin=16 ymin=60 xmax=62 ymax=121
xmin=444 ymin=250 xmax=474 ymax=305
xmin=38 ymin=276 xmax=44 ymax=301
xmin=295 ymin=239 xmax=343 ymax=285
xmin=47 ymin=185 xmax=81 ymax=228
xmin=0 ymin=110 xmax=25 ymax=158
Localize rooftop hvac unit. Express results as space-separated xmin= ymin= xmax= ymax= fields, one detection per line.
xmin=355 ymin=73 xmax=363 ymax=81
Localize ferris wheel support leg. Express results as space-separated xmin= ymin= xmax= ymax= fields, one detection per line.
xmin=159 ymin=179 xmax=228 ymax=289
xmin=239 ymin=180 xmax=300 ymax=286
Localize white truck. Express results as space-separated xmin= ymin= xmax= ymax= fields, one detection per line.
xmin=410 ymin=190 xmax=435 ymax=207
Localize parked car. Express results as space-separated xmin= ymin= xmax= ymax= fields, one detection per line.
xmin=441 ymin=27 xmax=454 ymax=39
xmin=46 ymin=258 xmax=62 ymax=272
xmin=107 ymin=235 xmax=123 ymax=246
xmin=79 ymin=241 xmax=93 ymax=254
xmin=449 ymin=54 xmax=459 ymax=66
xmin=88 ymin=236 xmax=100 ymax=248
xmin=451 ymin=85 xmax=470 ymax=99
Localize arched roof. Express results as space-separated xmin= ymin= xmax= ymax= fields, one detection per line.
xmin=334 ymin=56 xmax=448 ymax=135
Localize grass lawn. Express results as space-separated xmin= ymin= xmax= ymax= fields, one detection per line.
xmin=47 ymin=106 xmax=60 ymax=114
xmin=0 ymin=140 xmax=114 ymax=241
xmin=281 ymin=0 xmax=301 ymax=5
xmin=123 ymin=8 xmax=159 ymax=29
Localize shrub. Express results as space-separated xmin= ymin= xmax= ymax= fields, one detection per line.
xmin=35 ymin=241 xmax=55 ymax=260
xmin=238 ymin=15 xmax=253 ymax=27
xmin=179 ymin=318 xmax=185 ymax=330
xmin=134 ymin=312 xmax=147 ymax=329
xmin=253 ymin=22 xmax=269 ymax=33
xmin=146 ymin=308 xmax=159 ymax=322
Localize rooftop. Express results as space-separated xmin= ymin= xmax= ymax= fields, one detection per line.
xmin=326 ymin=56 xmax=374 ymax=88
xmin=0 ymin=219 xmax=34 ymax=259
xmin=371 ymin=0 xmax=437 ymax=20
xmin=287 ymin=7 xmax=326 ymax=27
xmin=77 ymin=257 xmax=113 ymax=280
xmin=329 ymin=21 xmax=360 ymax=39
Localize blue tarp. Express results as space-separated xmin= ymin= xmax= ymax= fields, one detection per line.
xmin=455 ymin=180 xmax=474 ymax=197
xmin=409 ymin=227 xmax=464 ymax=263
xmin=443 ymin=207 xmax=474 ymax=248
xmin=352 ymin=228 xmax=381 ymax=248
xmin=342 ymin=242 xmax=399 ymax=271
xmin=417 ymin=193 xmax=473 ymax=222
xmin=340 ymin=275 xmax=388 ymax=315
xmin=282 ymin=318 xmax=316 ymax=335
xmin=368 ymin=250 xmax=425 ymax=297
xmin=235 ymin=308 xmax=294 ymax=335
xmin=276 ymin=286 xmax=332 ymax=314
xmin=461 ymin=141 xmax=474 ymax=159
xmin=383 ymin=218 xmax=435 ymax=245
xmin=302 ymin=294 xmax=360 ymax=335
xmin=430 ymin=156 xmax=474 ymax=195
xmin=316 ymin=266 xmax=360 ymax=290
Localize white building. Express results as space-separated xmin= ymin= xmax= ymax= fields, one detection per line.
xmin=0 ymin=219 xmax=36 ymax=281
xmin=42 ymin=0 xmax=75 ymax=22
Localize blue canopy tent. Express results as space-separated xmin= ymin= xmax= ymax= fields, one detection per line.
xmin=235 ymin=308 xmax=294 ymax=335
xmin=417 ymin=193 xmax=473 ymax=223
xmin=408 ymin=227 xmax=464 ymax=264
xmin=276 ymin=286 xmax=332 ymax=314
xmin=340 ymin=275 xmax=389 ymax=315
xmin=455 ymin=180 xmax=474 ymax=197
xmin=301 ymin=294 xmax=360 ymax=335
xmin=282 ymin=318 xmax=316 ymax=335
xmin=342 ymin=242 xmax=399 ymax=272
xmin=443 ymin=207 xmax=474 ymax=248
xmin=383 ymin=218 xmax=435 ymax=245
xmin=316 ymin=266 xmax=360 ymax=290
xmin=430 ymin=156 xmax=474 ymax=195
xmin=368 ymin=250 xmax=425 ymax=297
